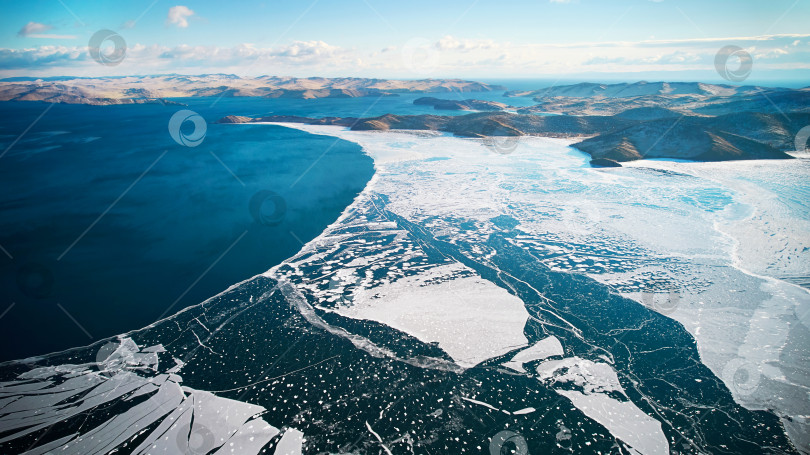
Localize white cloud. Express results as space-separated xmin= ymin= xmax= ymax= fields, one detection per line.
xmin=435 ymin=35 xmax=496 ymax=52
xmin=754 ymin=48 xmax=789 ymax=59
xmin=17 ymin=22 xmax=51 ymax=36
xmin=273 ymin=40 xmax=342 ymax=59
xmin=0 ymin=45 xmax=86 ymax=69
xmin=167 ymin=6 xmax=195 ymax=28
xmin=154 ymin=41 xmax=345 ymax=65
xmin=413 ymin=33 xmax=809 ymax=76
xmin=1 ymin=33 xmax=808 ymax=78
xmin=16 ymin=22 xmax=76 ymax=39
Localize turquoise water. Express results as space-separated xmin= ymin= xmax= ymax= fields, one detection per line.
xmin=0 ymin=99 xmax=379 ymax=360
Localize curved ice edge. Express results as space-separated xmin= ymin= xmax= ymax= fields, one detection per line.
xmin=0 ymin=123 xmax=475 ymax=454
xmin=0 ymin=124 xmax=376 ymax=369
xmin=2 ymin=124 xmax=547 ymax=453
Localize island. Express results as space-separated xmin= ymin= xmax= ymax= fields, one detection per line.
xmin=219 ymin=101 xmax=807 ymax=163
xmin=413 ymin=96 xmax=510 ymax=111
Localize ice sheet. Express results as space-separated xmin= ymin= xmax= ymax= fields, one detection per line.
xmin=271 ymin=123 xmax=809 ymax=449
xmin=338 ymin=263 xmax=530 ymax=368
xmin=503 ymin=336 xmax=564 ymax=372
xmin=0 ymin=337 xmax=295 ymax=455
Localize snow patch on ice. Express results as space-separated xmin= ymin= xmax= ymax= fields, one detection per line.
xmin=537 ymin=357 xmax=668 ymax=455
xmin=337 ymin=263 xmax=530 ymax=369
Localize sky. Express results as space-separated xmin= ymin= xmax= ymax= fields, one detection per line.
xmin=1 ymin=0 xmax=809 ymax=83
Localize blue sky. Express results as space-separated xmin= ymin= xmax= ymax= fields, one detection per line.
xmin=1 ymin=0 xmax=808 ymax=82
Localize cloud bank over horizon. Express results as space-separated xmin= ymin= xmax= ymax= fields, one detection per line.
xmin=1 ymin=1 xmax=808 ymax=83
xmin=2 ymin=33 xmax=807 ymax=81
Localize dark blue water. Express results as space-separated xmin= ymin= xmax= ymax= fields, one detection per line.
xmin=0 ymin=89 xmax=537 ymax=361
xmin=0 ymin=98 xmax=382 ymax=361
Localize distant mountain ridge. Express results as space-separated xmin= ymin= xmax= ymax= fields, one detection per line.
xmin=5 ymin=74 xmax=807 ymax=164
xmin=505 ymin=81 xmax=791 ymax=98
xmin=0 ymin=75 xmax=505 ymax=105
xmin=509 ymin=81 xmax=810 ymax=116
xmin=413 ymin=96 xmax=509 ymax=111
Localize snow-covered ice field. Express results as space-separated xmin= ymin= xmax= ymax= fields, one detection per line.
xmin=270 ymin=122 xmax=810 ymax=452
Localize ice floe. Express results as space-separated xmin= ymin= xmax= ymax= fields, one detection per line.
xmin=0 ymin=337 xmax=299 ymax=455
xmin=502 ymin=336 xmax=564 ymax=372
xmin=537 ymin=357 xmax=668 ymax=455
xmin=338 ymin=263 xmax=530 ymax=368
